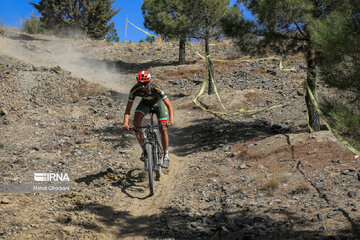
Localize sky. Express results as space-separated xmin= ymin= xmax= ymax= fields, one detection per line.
xmin=0 ymin=0 xmax=250 ymax=42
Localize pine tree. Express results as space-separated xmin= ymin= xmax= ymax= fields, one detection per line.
xmin=223 ymin=0 xmax=346 ymax=131
xmin=30 ymin=0 xmax=65 ymax=33
xmin=142 ymin=0 xmax=195 ymax=65
xmin=30 ymin=0 xmax=119 ymax=40
xmin=190 ymin=0 xmax=230 ymax=94
xmin=311 ymin=0 xmax=360 ymax=149
xmin=142 ymin=0 xmax=230 ymax=90
xmin=104 ymin=22 xmax=119 ymax=42
xmin=221 ymin=5 xmax=255 ymax=54
xmin=82 ymin=0 xmax=119 ymax=39
xmin=21 ymin=12 xmax=44 ymax=34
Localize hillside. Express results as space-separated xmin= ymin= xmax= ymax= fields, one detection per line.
xmin=0 ymin=28 xmax=359 ymax=240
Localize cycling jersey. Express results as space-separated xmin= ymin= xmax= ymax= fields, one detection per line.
xmin=128 ymin=82 xmax=168 ymax=106
xmin=128 ymin=82 xmax=169 ymax=123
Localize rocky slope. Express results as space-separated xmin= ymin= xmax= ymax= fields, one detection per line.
xmin=0 ymin=28 xmax=359 ymax=240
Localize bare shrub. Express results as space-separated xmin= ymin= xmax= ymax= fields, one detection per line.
xmin=21 ymin=13 xmax=44 ymax=34
xmin=259 ymin=172 xmax=289 ymax=195
xmin=292 ymin=181 xmax=310 ymax=195
xmin=0 ymin=20 xmax=4 ymax=36
xmin=261 ymin=177 xmax=280 ymax=192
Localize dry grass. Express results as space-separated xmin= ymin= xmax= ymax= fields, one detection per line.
xmin=81 ymin=142 xmax=106 ymax=148
xmin=244 ymin=90 xmax=267 ymax=103
xmin=154 ymin=36 xmax=165 ymax=45
xmin=60 ymin=146 xmax=72 ymax=156
xmin=250 ymin=67 xmax=268 ymax=75
xmin=292 ymin=181 xmax=310 ymax=195
xmin=234 ymin=146 xmax=262 ymax=161
xmin=157 ymin=68 xmax=204 ymax=81
xmin=176 ymin=101 xmax=201 ymax=111
xmin=232 ymin=183 xmax=244 ymax=195
xmin=104 ymin=115 xmax=115 ymax=120
xmin=66 ymin=81 xmax=104 ymax=103
xmin=55 ymin=214 xmax=72 ymax=224
xmin=80 ymin=127 xmax=94 ymax=135
xmin=258 ymin=171 xmax=290 ymax=195
xmin=77 ymin=83 xmax=104 ymax=97
xmin=212 ymin=61 xmax=239 ymax=69
xmin=106 ymin=172 xmax=121 ymax=181
xmin=68 ymin=92 xmax=81 ymax=103
xmin=260 ymin=177 xmax=280 ymax=192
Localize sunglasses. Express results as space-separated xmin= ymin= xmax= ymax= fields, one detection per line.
xmin=139 ymin=82 xmax=149 ymax=87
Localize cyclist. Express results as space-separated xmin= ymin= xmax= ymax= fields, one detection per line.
xmin=123 ymin=71 xmax=174 ymax=168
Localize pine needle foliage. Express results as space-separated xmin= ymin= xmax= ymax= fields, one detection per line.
xmin=320 ymin=99 xmax=360 ymax=150
xmin=142 ymin=0 xmax=195 ymax=64
xmin=30 ymin=0 xmax=119 ymax=40
xmin=104 ymin=22 xmax=119 ymax=42
xmin=311 ymin=0 xmax=360 ymax=150
xmin=21 ymin=13 xmax=44 ymax=34
xmin=142 ymin=0 xmax=230 ymax=93
xmin=221 ymin=0 xmax=352 ymax=131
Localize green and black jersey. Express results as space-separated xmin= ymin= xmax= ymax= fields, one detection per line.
xmin=128 ymin=82 xmax=168 ymax=106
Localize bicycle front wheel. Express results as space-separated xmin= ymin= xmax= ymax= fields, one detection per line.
xmin=145 ymin=143 xmax=155 ymax=195
xmin=154 ymin=141 xmax=162 ymax=179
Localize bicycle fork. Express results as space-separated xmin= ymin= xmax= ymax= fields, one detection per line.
xmin=142 ymin=130 xmax=150 ymax=170
xmin=149 ymin=112 xmax=162 ymax=171
xmin=153 ymin=142 xmax=160 ymax=171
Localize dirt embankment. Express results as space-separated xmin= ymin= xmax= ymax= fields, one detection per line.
xmin=0 ymin=28 xmax=359 ymax=240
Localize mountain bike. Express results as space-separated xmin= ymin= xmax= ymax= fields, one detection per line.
xmin=131 ymin=109 xmax=164 ymax=196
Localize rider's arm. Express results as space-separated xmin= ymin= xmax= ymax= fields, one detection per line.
xmin=123 ymin=101 xmax=133 ymax=130
xmin=163 ymin=97 xmax=174 ymax=126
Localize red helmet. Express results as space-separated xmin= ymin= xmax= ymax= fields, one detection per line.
xmin=136 ymin=71 xmax=151 ymax=83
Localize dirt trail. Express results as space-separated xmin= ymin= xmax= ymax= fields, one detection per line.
xmin=106 ymin=108 xmax=190 ymax=239
xmin=0 ymin=30 xmax=130 ymax=93
xmin=75 ymin=108 xmax=191 ymax=239
xmin=2 ymin=29 xmax=359 ymax=240
xmin=0 ymin=29 xmax=192 ymax=239
xmin=118 ymin=109 xmax=190 ymax=209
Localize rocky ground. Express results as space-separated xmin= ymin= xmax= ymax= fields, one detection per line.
xmin=0 ymin=28 xmax=359 ymax=240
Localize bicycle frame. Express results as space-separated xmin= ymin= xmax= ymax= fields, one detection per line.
xmin=132 ymin=111 xmax=163 ymax=195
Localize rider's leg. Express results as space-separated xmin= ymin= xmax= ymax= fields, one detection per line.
xmin=133 ymin=112 xmax=145 ymax=149
xmin=160 ymin=125 xmax=169 ymax=151
xmin=134 ymin=101 xmax=149 ymax=151
xmin=156 ymin=100 xmax=170 ymax=168
xmin=155 ymin=100 xmax=169 ymax=151
xmin=160 ymin=125 xmax=170 ymax=168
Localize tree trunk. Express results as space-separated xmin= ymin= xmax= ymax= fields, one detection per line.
xmin=205 ymin=36 xmax=215 ymax=95
xmin=178 ymin=34 xmax=186 ymax=65
xmin=305 ymin=43 xmax=321 ymax=131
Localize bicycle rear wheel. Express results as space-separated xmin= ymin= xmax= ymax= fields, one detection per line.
xmin=145 ymin=143 xmax=155 ymax=195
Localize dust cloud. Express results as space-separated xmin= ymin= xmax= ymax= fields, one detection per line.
xmin=0 ymin=28 xmax=130 ymax=94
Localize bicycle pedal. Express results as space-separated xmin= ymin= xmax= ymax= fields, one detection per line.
xmin=155 ymin=172 xmax=160 ymax=181
xmin=138 ymin=171 xmax=147 ymax=181
xmin=144 ymin=161 xmax=148 ymax=171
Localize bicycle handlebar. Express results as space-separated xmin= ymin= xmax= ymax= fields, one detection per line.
xmin=129 ymin=124 xmax=166 ymax=132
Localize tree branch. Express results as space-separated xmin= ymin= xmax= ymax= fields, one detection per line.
xmin=294 ymin=22 xmax=308 ymax=39
xmin=273 ymin=31 xmax=308 ymax=42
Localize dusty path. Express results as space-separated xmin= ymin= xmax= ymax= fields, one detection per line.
xmin=0 ymin=29 xmax=131 ymax=93
xmin=3 ymin=29 xmax=359 ymax=240
xmin=0 ymin=29 xmax=193 ymax=239
xmin=104 ymin=107 xmax=192 ymax=239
